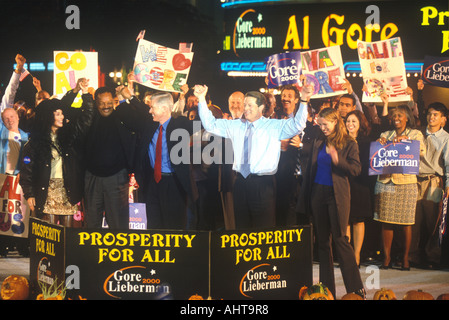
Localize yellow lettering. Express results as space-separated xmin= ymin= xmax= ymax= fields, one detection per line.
xmin=380 ymin=23 xmax=398 ymax=40
xmin=55 ymin=52 xmax=71 ymax=71
xmin=283 ymin=15 xmax=301 ymax=50
xmin=322 ymin=14 xmax=345 ymax=47
xmin=421 ymin=6 xmax=438 ymax=26
xmin=70 ymin=52 xmax=87 ymax=71
xmin=55 ymin=72 xmax=72 ymax=95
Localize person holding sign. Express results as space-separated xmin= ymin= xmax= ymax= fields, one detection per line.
xmin=194 ymin=84 xmax=311 ymax=230
xmin=297 ymin=107 xmax=365 ymax=299
xmin=374 ymin=105 xmax=426 ymax=270
xmin=20 ymin=79 xmax=94 ymax=227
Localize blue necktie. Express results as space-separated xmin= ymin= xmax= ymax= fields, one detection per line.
xmin=240 ymin=123 xmax=253 ymax=178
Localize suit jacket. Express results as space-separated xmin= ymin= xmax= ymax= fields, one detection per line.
xmin=122 ymin=97 xmax=199 ymax=201
xmin=298 ymin=133 xmax=361 ymax=235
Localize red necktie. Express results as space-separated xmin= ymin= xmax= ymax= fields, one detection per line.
xmin=154 ymin=126 xmax=163 ymax=183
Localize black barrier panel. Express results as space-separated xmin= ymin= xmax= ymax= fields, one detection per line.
xmin=29 ymin=218 xmax=313 ymax=300
xmin=29 ymin=218 xmax=66 ymax=298
xmin=64 ymin=227 xmax=210 ymax=300
xmin=210 ymin=225 xmax=313 ymax=300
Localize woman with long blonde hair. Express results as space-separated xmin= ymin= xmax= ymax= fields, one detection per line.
xmin=297 ymin=107 xmax=365 ymax=299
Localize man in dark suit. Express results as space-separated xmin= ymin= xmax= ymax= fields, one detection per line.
xmin=84 ymin=87 xmax=137 ymax=229
xmin=118 ymin=86 xmax=198 ymax=230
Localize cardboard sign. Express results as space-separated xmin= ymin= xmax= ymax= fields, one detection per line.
xmin=422 ymin=55 xmax=449 ymax=88
xmin=265 ymin=51 xmax=302 ymax=88
xmin=0 ymin=174 xmax=30 ymax=238
xmin=210 ymin=225 xmax=313 ymax=300
xmin=369 ymin=140 xmax=420 ymax=175
xmin=358 ymin=37 xmax=409 ymax=103
xmin=300 ymin=45 xmax=346 ymax=98
xmin=53 ymin=51 xmax=99 ymax=97
xmin=133 ymin=39 xmax=194 ymax=93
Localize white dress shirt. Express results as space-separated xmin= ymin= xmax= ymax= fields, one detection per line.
xmin=198 ymin=100 xmax=308 ymax=175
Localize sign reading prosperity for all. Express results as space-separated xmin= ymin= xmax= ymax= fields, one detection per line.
xmin=422 ymin=55 xmax=449 ymax=88
xmin=133 ymin=39 xmax=194 ymax=93
xmin=53 ymin=51 xmax=99 ymax=97
xmin=0 ymin=174 xmax=30 ymax=238
xmin=358 ymin=37 xmax=409 ymax=103
xmin=369 ymin=140 xmax=420 ymax=176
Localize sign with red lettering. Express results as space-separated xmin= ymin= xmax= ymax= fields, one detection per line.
xmin=358 ymin=37 xmax=409 ymax=103
xmin=0 ymin=174 xmax=30 ymax=238
xmin=299 ymin=45 xmax=347 ymax=98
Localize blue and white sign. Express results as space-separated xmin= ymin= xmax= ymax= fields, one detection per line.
xmin=369 ymin=140 xmax=420 ymax=175
xmin=265 ymin=51 xmax=302 ymax=88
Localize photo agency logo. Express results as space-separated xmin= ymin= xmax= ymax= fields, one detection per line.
xmin=66 ymin=5 xmax=80 ymax=30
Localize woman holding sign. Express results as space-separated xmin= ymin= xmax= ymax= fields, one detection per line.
xmin=374 ymin=105 xmax=425 ymax=270
xmin=20 ymin=79 xmax=94 ymax=227
xmin=298 ymin=107 xmax=365 ymax=299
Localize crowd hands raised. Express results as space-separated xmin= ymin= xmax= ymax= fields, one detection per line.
xmin=0 ymin=53 xmax=448 ymax=298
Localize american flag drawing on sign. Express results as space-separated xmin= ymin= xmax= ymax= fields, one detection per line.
xmin=156 ymin=47 xmax=167 ymax=64
xmin=386 ymin=75 xmax=406 ymax=97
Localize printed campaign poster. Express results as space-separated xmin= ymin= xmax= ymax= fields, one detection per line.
xmin=133 ymin=39 xmax=194 ymax=93
xmin=422 ymin=55 xmax=449 ymax=88
xmin=299 ymin=45 xmax=346 ymax=98
xmin=53 ymin=51 xmax=99 ymax=97
xmin=265 ymin=51 xmax=302 ymax=89
xmin=358 ymin=37 xmax=409 ymax=103
xmin=0 ymin=174 xmax=30 ymax=238
xmin=210 ymin=226 xmax=313 ymax=300
xmin=369 ymin=140 xmax=420 ymax=176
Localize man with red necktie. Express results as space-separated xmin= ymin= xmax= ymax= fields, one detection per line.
xmin=118 ymin=86 xmax=200 ymax=230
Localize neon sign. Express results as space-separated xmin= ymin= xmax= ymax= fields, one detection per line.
xmin=232 ymin=9 xmax=273 ymax=56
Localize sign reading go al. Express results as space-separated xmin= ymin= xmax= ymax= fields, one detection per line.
xmin=53 ymin=51 xmax=99 ymax=97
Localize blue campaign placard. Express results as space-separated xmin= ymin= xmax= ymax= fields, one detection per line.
xmin=369 ymin=140 xmax=420 ymax=176
xmin=265 ymin=51 xmax=302 ymax=88
xmin=422 ymin=55 xmax=449 ymax=88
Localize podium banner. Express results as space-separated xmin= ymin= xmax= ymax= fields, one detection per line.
xmin=210 ymin=225 xmax=313 ymax=300
xmin=29 ymin=218 xmax=313 ymax=300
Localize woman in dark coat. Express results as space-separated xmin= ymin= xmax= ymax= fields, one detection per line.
xmin=297 ymin=107 xmax=365 ymax=299
xmin=20 ymin=80 xmax=94 ymax=227
xmin=345 ymin=110 xmax=377 ymax=266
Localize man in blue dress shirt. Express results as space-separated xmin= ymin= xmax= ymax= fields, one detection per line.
xmin=194 ymin=84 xmax=312 ymax=229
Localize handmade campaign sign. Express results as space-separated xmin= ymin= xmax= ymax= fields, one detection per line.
xmin=299 ymin=45 xmax=346 ymax=98
xmin=357 ymin=37 xmax=410 ymax=103
xmin=210 ymin=225 xmax=313 ymax=300
xmin=133 ymin=39 xmax=194 ymax=93
xmin=265 ymin=51 xmax=302 ymax=88
xmin=369 ymin=140 xmax=420 ymax=175
xmin=0 ymin=174 xmax=30 ymax=238
xmin=422 ymin=55 xmax=449 ymax=88
xmin=358 ymin=37 xmax=409 ymax=103
xmin=53 ymin=51 xmax=98 ymax=97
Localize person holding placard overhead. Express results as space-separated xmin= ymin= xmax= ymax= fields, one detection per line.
xmin=374 ymin=104 xmax=426 ymax=270
xmin=194 ymin=83 xmax=312 ymax=230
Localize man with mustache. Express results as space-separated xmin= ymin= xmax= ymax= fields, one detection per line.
xmin=83 ymin=87 xmax=137 ymax=229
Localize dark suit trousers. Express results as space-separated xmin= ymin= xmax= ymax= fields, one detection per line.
xmin=233 ymin=173 xmax=275 ymax=229
xmin=144 ymin=174 xmax=188 ymax=230
xmin=311 ymin=183 xmax=364 ymax=296
xmin=84 ymin=169 xmax=129 ymax=229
